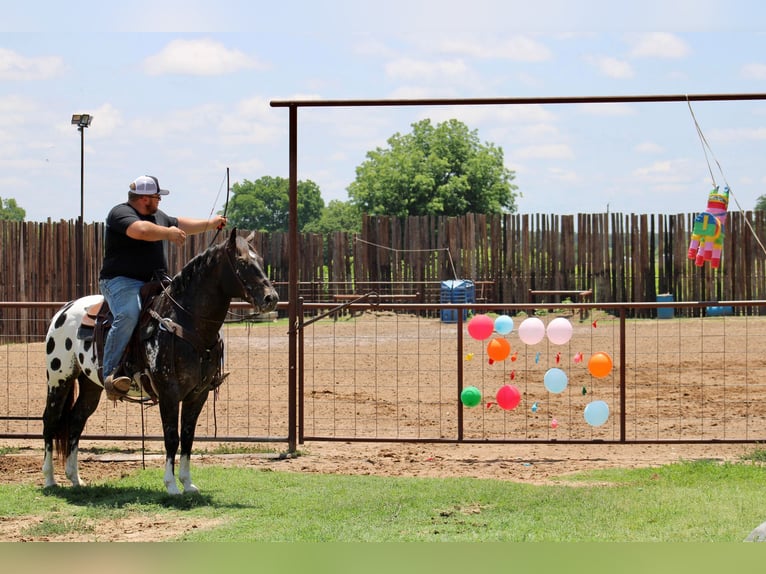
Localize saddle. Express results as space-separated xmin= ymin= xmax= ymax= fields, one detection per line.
xmin=77 ymin=279 xmax=169 ymax=401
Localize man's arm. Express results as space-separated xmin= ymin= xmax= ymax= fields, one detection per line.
xmin=177 ymin=215 xmax=227 ymax=235
xmin=126 ymin=220 xmax=187 ymax=246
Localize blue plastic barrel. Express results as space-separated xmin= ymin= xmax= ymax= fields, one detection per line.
xmin=706 ymin=306 xmax=733 ymax=316
xmin=440 ymin=280 xmax=476 ymax=323
xmin=656 ymin=293 xmax=674 ymax=319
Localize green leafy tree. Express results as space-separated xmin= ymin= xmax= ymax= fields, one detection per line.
xmin=756 ymin=194 xmax=766 ymax=211
xmin=0 ymin=197 xmax=25 ymax=221
xmin=303 ymin=199 xmax=361 ymax=233
xmin=226 ymin=176 xmax=324 ymax=232
xmin=347 ymin=118 xmax=518 ymax=217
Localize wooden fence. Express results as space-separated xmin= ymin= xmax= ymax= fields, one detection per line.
xmin=3 ymin=211 xmax=766 ymax=339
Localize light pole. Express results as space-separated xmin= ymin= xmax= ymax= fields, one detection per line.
xmin=71 ymin=114 xmax=93 ymax=222
xmin=71 ymin=113 xmax=92 ymax=298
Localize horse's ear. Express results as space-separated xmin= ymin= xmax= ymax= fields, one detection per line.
xmin=227 ymin=227 xmax=238 ymax=249
xmin=245 ymin=231 xmax=255 ymax=244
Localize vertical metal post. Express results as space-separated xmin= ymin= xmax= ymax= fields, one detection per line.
xmin=298 ymin=297 xmax=305 ymax=444
xmin=456 ymin=308 xmax=465 ymax=441
xmin=77 ymin=126 xmax=85 ymax=298
xmin=287 ymin=104 xmax=298 ymax=452
xmin=619 ymin=308 xmax=626 ymax=442
xmin=79 ymin=126 xmax=85 ymax=221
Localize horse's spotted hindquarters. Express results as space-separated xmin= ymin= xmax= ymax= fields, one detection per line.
xmin=42 ymin=294 xmax=105 ymax=488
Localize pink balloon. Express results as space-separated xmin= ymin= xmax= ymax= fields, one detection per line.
xmin=496 ymin=385 xmax=521 ymax=410
xmin=467 ymin=314 xmax=495 ymax=340
xmin=518 ymin=317 xmax=546 ymax=345
xmin=546 ymin=317 xmax=573 ymax=345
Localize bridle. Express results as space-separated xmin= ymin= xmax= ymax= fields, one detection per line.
xmin=155 ymin=242 xmax=262 ymax=328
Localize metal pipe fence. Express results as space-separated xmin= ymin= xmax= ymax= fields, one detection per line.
xmin=2 ymin=299 xmax=765 ymax=447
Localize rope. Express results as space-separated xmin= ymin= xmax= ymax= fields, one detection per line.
xmin=686 ymin=97 xmax=766 ymax=258
xmin=354 ymin=236 xmax=459 ymax=280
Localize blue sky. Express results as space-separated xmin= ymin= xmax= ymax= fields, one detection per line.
xmin=2 ymin=0 xmax=766 ymax=222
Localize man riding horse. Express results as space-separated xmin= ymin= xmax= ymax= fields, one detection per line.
xmin=99 ymin=175 xmax=227 ymax=400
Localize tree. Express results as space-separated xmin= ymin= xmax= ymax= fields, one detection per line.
xmin=0 ymin=197 xmax=25 ymax=221
xmin=347 ymin=118 xmax=518 ymax=217
xmin=302 ymin=199 xmax=361 ymax=233
xmin=226 ymin=176 xmax=324 ymax=232
xmin=756 ymin=195 xmax=766 ymax=211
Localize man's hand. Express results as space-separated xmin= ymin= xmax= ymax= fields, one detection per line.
xmin=167 ymin=226 xmax=187 ymax=246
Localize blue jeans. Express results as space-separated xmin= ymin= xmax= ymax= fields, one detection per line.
xmin=99 ymin=276 xmax=144 ymax=378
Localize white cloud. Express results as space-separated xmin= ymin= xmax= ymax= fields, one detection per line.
xmin=385 ymin=58 xmax=470 ymax=80
xmin=589 ymin=56 xmax=634 ymax=79
xmin=548 ymin=167 xmax=580 ymax=183
xmin=516 ymin=143 xmax=575 ymax=160
xmin=142 ymin=38 xmax=267 ymax=76
xmin=635 ymin=141 xmax=665 ymax=154
xmin=708 ymin=126 xmax=766 ymax=142
xmin=628 ymin=33 xmax=690 ymax=59
xmin=579 ymin=102 xmax=637 ymax=116
xmin=741 ymin=63 xmax=766 ymax=80
xmin=0 ymin=48 xmax=66 ymax=80
xmin=632 ymin=159 xmax=695 ymax=184
xmin=438 ymin=36 xmax=552 ymax=61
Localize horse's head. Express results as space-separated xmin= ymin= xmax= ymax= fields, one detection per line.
xmin=224 ymin=228 xmax=279 ymax=313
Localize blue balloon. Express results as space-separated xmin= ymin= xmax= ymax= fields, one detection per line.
xmin=494 ymin=315 xmax=514 ymax=335
xmin=584 ymin=400 xmax=610 ymax=426
xmin=543 ymin=368 xmax=568 ymax=394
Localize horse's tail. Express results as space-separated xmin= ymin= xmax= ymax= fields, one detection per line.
xmin=51 ymin=381 xmax=77 ymax=462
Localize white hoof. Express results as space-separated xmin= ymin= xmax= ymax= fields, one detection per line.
xmin=183 ymin=483 xmax=199 ymax=494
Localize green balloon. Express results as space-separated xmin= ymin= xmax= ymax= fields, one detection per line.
xmin=460 ymin=386 xmax=482 ymax=407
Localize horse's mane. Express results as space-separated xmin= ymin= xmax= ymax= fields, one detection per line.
xmin=170 ymin=242 xmax=227 ymax=294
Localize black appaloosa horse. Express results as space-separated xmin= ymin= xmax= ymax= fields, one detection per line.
xmin=42 ymin=229 xmax=278 ymax=494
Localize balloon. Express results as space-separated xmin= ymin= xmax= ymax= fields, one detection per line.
xmin=467 ymin=314 xmax=494 ymax=341
xmin=584 ymin=400 xmax=610 ymax=426
xmin=588 ymin=352 xmax=613 ymax=378
xmin=496 ymin=385 xmax=521 ymax=410
xmin=518 ymin=317 xmax=546 ymax=345
xmin=543 ymin=368 xmax=568 ymax=393
xmin=487 ymin=337 xmax=511 ymax=361
xmin=460 ymin=386 xmax=482 ymax=407
xmin=494 ymin=315 xmax=514 ymax=335
xmin=546 ymin=317 xmax=573 ymax=345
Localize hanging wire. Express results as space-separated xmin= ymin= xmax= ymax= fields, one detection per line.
xmin=686 ymin=96 xmax=766 ymax=258
xmin=354 ymin=236 xmax=459 ymax=280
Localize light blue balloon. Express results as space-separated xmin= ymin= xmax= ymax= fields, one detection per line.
xmin=543 ymin=368 xmax=568 ymax=394
xmin=584 ymin=400 xmax=610 ymax=427
xmin=494 ymin=314 xmax=514 ymax=335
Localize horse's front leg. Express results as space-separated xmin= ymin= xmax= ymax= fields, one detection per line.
xmin=178 ymin=391 xmax=209 ymax=494
xmin=158 ymin=393 xmax=182 ymax=495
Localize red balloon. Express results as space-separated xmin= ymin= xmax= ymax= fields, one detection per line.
xmin=496 ymin=385 xmax=521 ymax=410
xmin=467 ymin=314 xmax=495 ymax=340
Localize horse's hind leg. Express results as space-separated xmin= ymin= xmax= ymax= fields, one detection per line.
xmin=42 ymin=377 xmax=76 ymax=488
xmin=62 ymin=375 xmax=104 ymax=486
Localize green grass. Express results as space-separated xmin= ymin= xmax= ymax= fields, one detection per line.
xmin=3 ymin=458 xmax=766 ymax=542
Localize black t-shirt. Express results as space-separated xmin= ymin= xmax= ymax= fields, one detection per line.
xmin=99 ymin=202 xmax=179 ymax=282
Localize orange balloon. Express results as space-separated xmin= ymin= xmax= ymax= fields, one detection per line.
xmin=588 ymin=352 xmax=613 ymax=378
xmin=487 ymin=337 xmax=511 ymax=362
